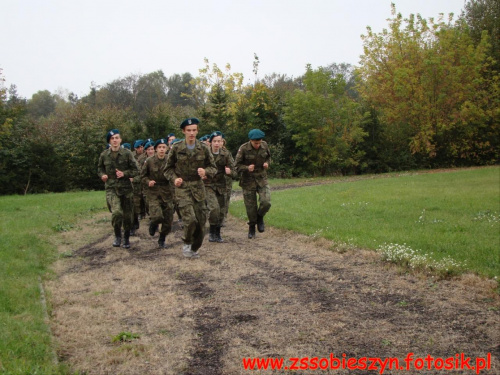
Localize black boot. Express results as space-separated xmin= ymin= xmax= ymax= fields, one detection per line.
xmin=216 ymin=226 xmax=224 ymax=243
xmin=149 ymin=222 xmax=158 ymax=236
xmin=209 ymin=224 xmax=217 ymax=242
xmin=122 ymin=230 xmax=130 ymax=249
xmin=158 ymin=233 xmax=166 ymax=248
xmin=248 ymin=224 xmax=256 ymax=239
xmin=257 ymin=215 xmax=265 ymax=233
xmin=112 ymin=227 xmax=122 ymax=247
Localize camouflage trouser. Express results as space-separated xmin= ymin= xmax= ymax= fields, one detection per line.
xmin=148 ymin=192 xmax=174 ymax=236
xmin=178 ymin=199 xmax=208 ymax=251
xmin=225 ymin=182 xmax=232 ymax=219
xmin=106 ymin=189 xmax=134 ymax=231
xmin=206 ymin=187 xmax=226 ymax=226
xmin=132 ymin=182 xmax=142 ymax=216
xmin=242 ymin=185 xmax=271 ymax=225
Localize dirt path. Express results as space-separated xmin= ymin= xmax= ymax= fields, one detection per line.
xmin=48 ymin=185 xmax=499 ymax=374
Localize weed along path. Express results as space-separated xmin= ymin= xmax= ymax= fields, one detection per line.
xmin=48 ymin=189 xmax=499 ymax=374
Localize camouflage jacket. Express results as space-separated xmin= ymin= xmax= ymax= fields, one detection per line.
xmin=97 ymin=147 xmax=139 ymax=194
xmin=141 ymin=154 xmax=173 ymax=199
xmin=203 ymin=148 xmax=237 ymax=194
xmin=164 ymin=140 xmax=217 ymax=203
xmin=235 ymin=140 xmax=271 ymax=189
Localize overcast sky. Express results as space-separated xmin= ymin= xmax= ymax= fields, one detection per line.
xmin=1 ymin=0 xmax=466 ymax=99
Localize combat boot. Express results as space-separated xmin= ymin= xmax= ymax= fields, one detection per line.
xmin=209 ymin=224 xmax=217 ymax=242
xmin=257 ymin=215 xmax=265 ymax=233
xmin=158 ymin=233 xmax=166 ymax=248
xmin=216 ymin=226 xmax=224 ymax=243
xmin=112 ymin=227 xmax=122 ymax=247
xmin=149 ymin=222 xmax=158 ymax=236
xmin=122 ymin=230 xmax=131 ymax=249
xmin=248 ymin=224 xmax=256 ymax=239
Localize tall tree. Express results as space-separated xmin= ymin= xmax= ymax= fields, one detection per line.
xmin=357 ymin=4 xmax=499 ymax=165
xmin=284 ymin=65 xmax=366 ymax=175
xmin=462 ymin=0 xmax=500 ymax=72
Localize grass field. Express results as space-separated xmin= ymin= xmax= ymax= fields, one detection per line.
xmin=0 ymin=191 xmax=106 ymax=374
xmin=1 ymin=167 xmax=498 ymax=373
xmin=231 ymin=167 xmax=500 ymax=278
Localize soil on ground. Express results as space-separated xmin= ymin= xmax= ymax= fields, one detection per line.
xmin=47 ymin=179 xmax=499 ymax=375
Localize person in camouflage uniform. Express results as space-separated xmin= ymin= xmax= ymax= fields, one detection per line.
xmin=141 ymin=138 xmax=174 ymax=248
xmin=235 ymin=129 xmax=271 ymax=239
xmin=204 ymin=131 xmax=237 ymax=243
xmin=97 ymin=129 xmax=139 ymax=248
xmin=221 ymin=137 xmax=235 ymax=226
xmin=140 ymin=140 xmax=155 ymax=218
xmin=164 ymin=118 xmax=216 ymax=258
xmin=131 ymin=139 xmax=144 ymax=234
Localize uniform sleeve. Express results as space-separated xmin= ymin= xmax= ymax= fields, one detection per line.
xmin=97 ymin=152 xmax=106 ymax=178
xmin=226 ymin=151 xmax=238 ymax=179
xmin=204 ymin=146 xmax=217 ymax=179
xmin=164 ymin=146 xmax=178 ymax=182
xmin=125 ymin=152 xmax=139 ymax=178
xmin=141 ymin=158 xmax=151 ymax=185
xmin=234 ymin=145 xmax=248 ymax=173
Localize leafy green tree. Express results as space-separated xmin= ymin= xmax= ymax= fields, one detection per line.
xmin=166 ymin=72 xmax=195 ymax=107
xmin=284 ymin=65 xmax=366 ymax=175
xmin=358 ymin=5 xmax=499 ymax=166
xmin=27 ymin=90 xmax=56 ymax=118
xmin=463 ymin=0 xmax=500 ymax=72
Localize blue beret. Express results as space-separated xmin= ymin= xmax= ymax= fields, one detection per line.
xmin=154 ymin=138 xmax=167 ymax=149
xmin=122 ymin=143 xmax=131 ymax=150
xmin=134 ymin=140 xmax=144 ymax=149
xmin=167 ymin=133 xmax=175 ymax=138
xmin=180 ymin=118 xmax=200 ymax=129
xmin=248 ymin=129 xmax=265 ymax=140
xmin=209 ymin=131 xmax=223 ymax=142
xmin=144 ymin=141 xmax=154 ymax=150
xmin=173 ymin=138 xmax=183 ymax=144
xmin=106 ymin=129 xmax=120 ymax=143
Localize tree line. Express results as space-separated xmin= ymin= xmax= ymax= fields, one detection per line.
xmin=0 ymin=1 xmax=498 ymax=195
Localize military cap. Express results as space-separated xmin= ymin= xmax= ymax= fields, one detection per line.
xmin=180 ymin=117 xmax=200 ymax=129
xmin=134 ymin=139 xmax=144 ymax=149
xmin=106 ymin=129 xmax=120 ymax=143
xmin=209 ymin=131 xmax=223 ymax=142
xmin=167 ymin=133 xmax=175 ymax=138
xmin=154 ymin=138 xmax=167 ymax=149
xmin=143 ymin=141 xmax=154 ymax=150
xmin=122 ymin=143 xmax=131 ymax=150
xmin=248 ymin=129 xmax=265 ymax=140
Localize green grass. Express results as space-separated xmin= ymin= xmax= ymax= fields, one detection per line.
xmin=0 ymin=191 xmax=106 ymax=374
xmin=230 ymin=167 xmax=500 ymax=278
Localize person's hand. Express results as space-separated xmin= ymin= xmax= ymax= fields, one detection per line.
xmin=174 ymin=178 xmax=183 ymax=187
xmin=149 ymin=180 xmax=156 ymax=187
xmin=101 ymin=174 xmax=108 ymax=182
xmin=116 ymin=169 xmax=124 ymax=178
xmin=225 ymin=167 xmax=231 ymax=175
xmin=248 ymin=164 xmax=255 ymax=172
xmin=198 ymin=168 xmax=206 ymax=179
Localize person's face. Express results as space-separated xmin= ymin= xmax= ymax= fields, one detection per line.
xmin=146 ymin=146 xmax=155 ymax=157
xmin=182 ymin=125 xmax=199 ymax=143
xmin=156 ymin=144 xmax=167 ymax=157
xmin=250 ymin=139 xmax=262 ymax=149
xmin=136 ymin=146 xmax=144 ymax=154
xmin=109 ymin=134 xmax=122 ymax=149
xmin=168 ymin=136 xmax=176 ymax=144
xmin=211 ymin=136 xmax=223 ymax=152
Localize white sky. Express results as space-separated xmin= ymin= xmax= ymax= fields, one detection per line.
xmin=1 ymin=0 xmax=466 ymax=99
